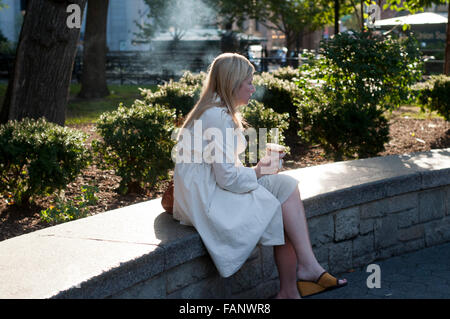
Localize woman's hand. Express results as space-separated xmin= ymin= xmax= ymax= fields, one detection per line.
xmin=253 ymin=152 xmax=286 ymax=179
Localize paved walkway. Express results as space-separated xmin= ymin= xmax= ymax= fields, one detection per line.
xmin=309 ymin=242 xmax=450 ymax=299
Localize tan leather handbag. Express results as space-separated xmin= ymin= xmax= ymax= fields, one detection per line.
xmin=161 ymin=180 xmax=174 ymax=214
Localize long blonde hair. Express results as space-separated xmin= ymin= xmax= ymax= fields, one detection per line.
xmin=176 ymin=53 xmax=254 ymax=141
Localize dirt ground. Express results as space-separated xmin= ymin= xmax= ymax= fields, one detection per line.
xmin=1 ymin=107 xmax=449 ymax=242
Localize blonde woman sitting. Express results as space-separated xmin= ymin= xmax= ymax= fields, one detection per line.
xmin=172 ymin=53 xmax=347 ymax=299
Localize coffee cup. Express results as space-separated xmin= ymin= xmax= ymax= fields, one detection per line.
xmin=266 ymin=143 xmax=286 ymax=169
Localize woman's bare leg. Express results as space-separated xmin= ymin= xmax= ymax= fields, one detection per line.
xmin=280 ymin=187 xmax=347 ymax=284
xmin=273 ymin=236 xmax=300 ymax=299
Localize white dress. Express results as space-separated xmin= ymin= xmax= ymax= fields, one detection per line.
xmin=173 ymin=106 xmax=286 ymax=277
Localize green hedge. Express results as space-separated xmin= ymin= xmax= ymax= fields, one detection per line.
xmin=415 ymin=75 xmax=450 ymax=121
xmin=253 ymin=72 xmax=302 ymax=116
xmin=140 ymin=71 xmax=204 ymax=118
xmin=0 ymin=118 xmax=91 ymax=206
xmin=270 ymin=66 xmax=301 ymax=81
xmin=296 ymin=90 xmax=390 ymax=160
xmin=92 ymin=102 xmax=177 ymax=194
xmin=295 ymin=31 xmax=423 ymax=160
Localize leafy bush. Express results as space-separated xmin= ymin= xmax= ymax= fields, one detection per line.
xmin=415 ymin=75 xmax=450 ymax=121
xmin=296 ymin=91 xmax=390 ymax=159
xmin=178 ymin=70 xmax=207 ymax=86
xmin=140 ymin=74 xmax=202 ymax=118
xmin=318 ymin=31 xmax=423 ymax=110
xmin=253 ymin=72 xmax=302 ymax=116
xmin=295 ymin=31 xmax=423 ymax=159
xmin=253 ymin=72 xmax=304 ymax=139
xmin=271 ymin=66 xmax=301 ymax=81
xmin=241 ymin=100 xmax=290 ymax=164
xmin=0 ymin=118 xmax=90 ymax=206
xmin=92 ymin=102 xmax=177 ymax=194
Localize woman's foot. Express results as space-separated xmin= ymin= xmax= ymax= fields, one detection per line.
xmin=297 ymin=264 xmax=347 ymax=286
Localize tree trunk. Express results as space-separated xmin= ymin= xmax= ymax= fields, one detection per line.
xmin=335 ymin=0 xmax=340 ymax=35
xmin=445 ymin=2 xmax=450 ymax=75
xmin=0 ymin=0 xmax=87 ymax=126
xmin=78 ymin=0 xmax=109 ymax=99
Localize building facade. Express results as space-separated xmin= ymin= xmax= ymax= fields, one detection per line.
xmin=0 ymin=0 xmax=23 ymax=44
xmin=0 ymin=0 xmax=150 ymax=51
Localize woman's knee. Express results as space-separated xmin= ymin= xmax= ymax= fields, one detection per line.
xmin=282 ymin=186 xmax=300 ymax=207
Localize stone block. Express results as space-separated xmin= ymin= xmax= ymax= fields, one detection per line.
xmin=385 ymin=173 xmax=422 ymax=197
xmin=360 ymin=218 xmax=374 ymax=235
xmin=229 ymin=257 xmax=263 ymax=294
xmin=334 ymin=207 xmax=359 ymax=242
xmin=360 ymin=199 xmax=389 ymax=219
xmin=328 ymin=241 xmax=352 ymax=274
xmin=421 ymin=168 xmax=450 ymax=189
xmin=164 ymin=234 xmax=207 ymax=270
xmin=424 ymin=217 xmax=450 ymax=247
xmin=398 ymin=225 xmax=424 ymax=243
xmin=374 ymin=215 xmax=398 ymax=249
xmin=166 ymin=256 xmax=216 ymax=294
xmin=308 ymin=214 xmax=334 ymax=248
xmin=352 ymin=252 xmax=377 ymax=269
xmin=419 ymin=189 xmax=446 ymax=223
xmin=352 ymin=233 xmax=374 ymax=258
xmin=111 ymin=273 xmax=166 ymax=299
xmin=260 ymin=246 xmax=278 ymax=280
xmin=312 ymin=244 xmax=329 ymax=268
xmin=376 ymin=244 xmax=403 ymax=260
xmin=397 ymin=208 xmax=419 ymax=228
xmin=388 ymin=192 xmax=418 ymax=213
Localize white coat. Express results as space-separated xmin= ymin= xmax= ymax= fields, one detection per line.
xmin=173 ymin=105 xmax=285 ymax=277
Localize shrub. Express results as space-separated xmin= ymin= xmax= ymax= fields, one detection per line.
xmin=140 ymin=75 xmax=202 ymax=118
xmin=295 ymin=31 xmax=422 ymax=159
xmin=92 ymin=102 xmax=177 ymax=194
xmin=178 ymin=70 xmax=207 ymax=86
xmin=296 ymin=91 xmax=390 ymax=160
xmin=241 ymin=100 xmax=290 ymax=164
xmin=0 ymin=118 xmax=90 ymax=206
xmin=271 ymin=66 xmax=301 ymax=81
xmin=318 ymin=31 xmax=423 ymax=110
xmin=415 ymin=75 xmax=450 ymax=121
xmin=253 ymin=72 xmax=304 ymax=140
xmin=253 ymin=72 xmax=302 ymax=116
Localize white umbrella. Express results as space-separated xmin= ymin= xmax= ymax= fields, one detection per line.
xmin=374 ymin=12 xmax=447 ymax=27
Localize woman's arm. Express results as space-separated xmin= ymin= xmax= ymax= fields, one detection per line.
xmin=205 ymin=108 xmax=260 ymax=193
xmin=212 ymin=161 xmax=259 ymax=193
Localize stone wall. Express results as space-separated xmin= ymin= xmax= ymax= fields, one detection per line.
xmin=0 ymin=148 xmax=448 ymax=299
xmin=110 ymin=185 xmax=449 ymax=299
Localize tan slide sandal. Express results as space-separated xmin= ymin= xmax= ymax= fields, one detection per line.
xmin=297 ymin=271 xmax=347 ymax=298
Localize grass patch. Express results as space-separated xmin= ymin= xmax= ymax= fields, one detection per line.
xmin=0 ymin=83 xmax=158 ymax=125
xmin=66 ymin=84 xmax=157 ymax=125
